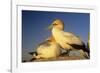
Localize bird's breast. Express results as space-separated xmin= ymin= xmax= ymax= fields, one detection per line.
xmin=52 ymin=28 xmax=65 ymax=42
xmin=52 ymin=28 xmax=83 ymax=45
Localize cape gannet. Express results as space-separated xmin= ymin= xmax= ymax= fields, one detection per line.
xmin=48 ymin=19 xmax=89 ymax=58
xmin=30 ymin=36 xmax=61 ymax=61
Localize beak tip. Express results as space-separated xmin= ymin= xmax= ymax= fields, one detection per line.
xmin=47 ymin=24 xmax=53 ymax=30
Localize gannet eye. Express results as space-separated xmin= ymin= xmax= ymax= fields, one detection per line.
xmin=53 ymin=23 xmax=58 ymax=26
xmin=47 ymin=40 xmax=52 ymax=42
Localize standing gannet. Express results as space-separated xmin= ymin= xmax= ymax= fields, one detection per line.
xmin=48 ymin=19 xmax=89 ymax=57
xmin=30 ymin=36 xmax=61 ymax=61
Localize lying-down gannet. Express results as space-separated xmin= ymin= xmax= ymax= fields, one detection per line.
xmin=48 ymin=19 xmax=89 ymax=58
xmin=30 ymin=36 xmax=61 ymax=61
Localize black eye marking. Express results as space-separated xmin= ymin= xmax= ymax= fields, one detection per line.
xmin=53 ymin=23 xmax=58 ymax=25
xmin=47 ymin=40 xmax=52 ymax=42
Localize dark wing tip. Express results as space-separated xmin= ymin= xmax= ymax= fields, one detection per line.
xmin=28 ymin=52 xmax=37 ymax=55
xmin=67 ymin=43 xmax=90 ymax=54
xmin=29 ymin=58 xmax=36 ymax=62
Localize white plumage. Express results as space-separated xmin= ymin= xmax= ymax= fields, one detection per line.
xmin=48 ymin=19 xmax=89 ymax=56
xmin=52 ymin=28 xmax=84 ymax=50
xmin=33 ymin=36 xmax=61 ymax=59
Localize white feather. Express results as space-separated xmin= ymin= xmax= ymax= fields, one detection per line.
xmin=51 ymin=19 xmax=83 ymax=50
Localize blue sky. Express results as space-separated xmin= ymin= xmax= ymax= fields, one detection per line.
xmin=22 ymin=10 xmax=90 ymax=61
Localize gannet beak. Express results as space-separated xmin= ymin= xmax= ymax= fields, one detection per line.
xmin=47 ymin=24 xmax=53 ymax=30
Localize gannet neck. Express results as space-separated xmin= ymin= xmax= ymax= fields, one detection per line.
xmin=52 ymin=27 xmax=64 ymax=41
xmin=52 ymin=27 xmax=63 ymax=34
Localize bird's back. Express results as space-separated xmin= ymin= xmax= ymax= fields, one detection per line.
xmin=64 ymin=32 xmax=83 ymax=45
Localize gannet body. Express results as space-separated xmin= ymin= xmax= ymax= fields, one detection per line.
xmin=31 ymin=36 xmax=61 ymax=60
xmin=48 ymin=19 xmax=89 ymax=57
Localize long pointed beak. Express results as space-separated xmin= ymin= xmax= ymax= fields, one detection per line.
xmin=47 ymin=24 xmax=53 ymax=30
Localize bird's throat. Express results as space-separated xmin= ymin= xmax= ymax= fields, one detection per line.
xmin=52 ymin=28 xmax=63 ymax=41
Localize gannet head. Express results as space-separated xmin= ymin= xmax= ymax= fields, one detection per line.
xmin=48 ymin=19 xmax=64 ymax=30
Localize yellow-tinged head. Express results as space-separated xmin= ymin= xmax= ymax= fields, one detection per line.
xmin=48 ymin=19 xmax=64 ymax=30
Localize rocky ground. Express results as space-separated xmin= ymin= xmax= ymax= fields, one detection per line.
xmin=22 ymin=50 xmax=89 ymax=62
xmin=32 ymin=56 xmax=89 ymax=62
